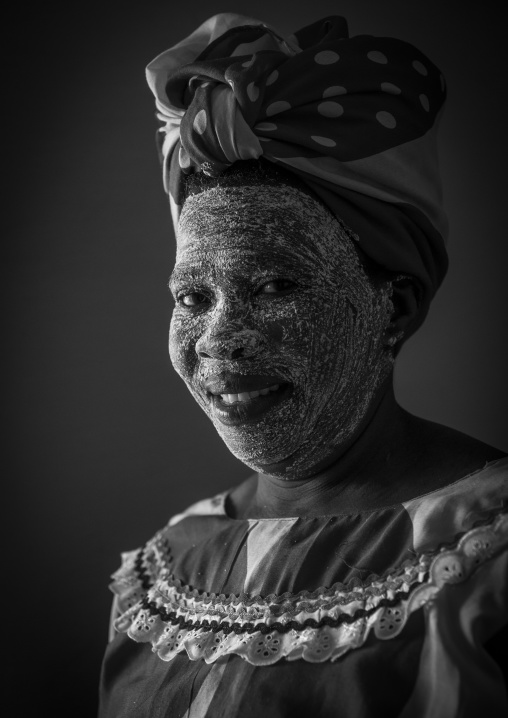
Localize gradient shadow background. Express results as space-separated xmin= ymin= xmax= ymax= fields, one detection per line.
xmin=5 ymin=1 xmax=507 ymax=715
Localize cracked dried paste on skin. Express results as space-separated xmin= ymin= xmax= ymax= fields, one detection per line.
xmin=169 ymin=184 xmax=395 ymax=479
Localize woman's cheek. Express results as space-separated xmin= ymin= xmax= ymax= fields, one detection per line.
xmin=256 ymin=297 xmax=315 ymax=349
xmin=168 ymin=312 xmax=199 ymax=382
xmin=278 ymin=299 xmax=324 ymax=353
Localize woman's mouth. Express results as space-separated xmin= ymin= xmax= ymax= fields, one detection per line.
xmin=207 ymin=382 xmax=293 ymax=426
xmin=219 ymin=383 xmax=281 ymax=404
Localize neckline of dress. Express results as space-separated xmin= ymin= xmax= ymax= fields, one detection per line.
xmin=219 ymin=456 xmax=508 ymax=522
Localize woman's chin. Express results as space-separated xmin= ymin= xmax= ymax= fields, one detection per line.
xmin=214 ymin=427 xmax=299 ymax=474
xmin=220 ymin=439 xmax=296 ymax=473
xmin=217 ymin=432 xmax=326 ymax=480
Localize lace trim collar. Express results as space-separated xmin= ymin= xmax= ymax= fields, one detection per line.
xmin=111 ymin=510 xmax=508 ymax=666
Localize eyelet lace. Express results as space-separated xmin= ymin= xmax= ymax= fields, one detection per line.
xmin=110 ymin=511 xmax=508 ymax=665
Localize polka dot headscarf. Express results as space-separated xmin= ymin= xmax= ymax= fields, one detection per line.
xmin=147 ymin=13 xmax=449 ymax=314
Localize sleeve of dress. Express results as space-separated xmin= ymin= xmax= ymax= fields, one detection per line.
xmin=107 ymin=595 xmax=121 ymax=643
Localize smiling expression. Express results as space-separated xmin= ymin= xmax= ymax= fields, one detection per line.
xmin=169 ymin=183 xmax=395 ymax=479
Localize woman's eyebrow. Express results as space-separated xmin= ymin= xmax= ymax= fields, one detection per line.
xmin=168 ymin=253 xmax=311 ymax=289
xmin=168 ymin=266 xmax=206 ymax=288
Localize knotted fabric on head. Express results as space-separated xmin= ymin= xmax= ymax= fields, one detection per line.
xmin=146 ymin=13 xmax=448 ymax=317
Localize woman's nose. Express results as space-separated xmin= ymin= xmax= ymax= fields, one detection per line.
xmin=195 ymin=323 xmax=265 ymax=361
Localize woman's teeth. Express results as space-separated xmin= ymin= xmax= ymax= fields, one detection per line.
xmin=219 ymin=384 xmax=280 ymax=404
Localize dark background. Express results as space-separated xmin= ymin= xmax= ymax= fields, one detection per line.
xmin=6 ymin=1 xmax=507 ymax=715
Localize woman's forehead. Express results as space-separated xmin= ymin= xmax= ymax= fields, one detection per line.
xmin=176 ymin=183 xmax=349 ymax=263
xmin=170 ymin=247 xmax=314 ymax=285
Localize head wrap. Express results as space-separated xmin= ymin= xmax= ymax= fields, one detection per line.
xmin=146 ymin=13 xmax=448 ymax=319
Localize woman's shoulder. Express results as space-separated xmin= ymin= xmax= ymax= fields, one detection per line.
xmin=403 ymin=413 xmax=506 ymax=483
xmin=391 ymin=416 xmax=507 ymax=551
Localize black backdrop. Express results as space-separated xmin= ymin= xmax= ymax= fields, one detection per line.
xmin=6 ymin=1 xmax=508 ymax=715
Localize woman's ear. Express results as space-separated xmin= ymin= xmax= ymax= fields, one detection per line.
xmin=383 ymin=276 xmax=422 ymax=350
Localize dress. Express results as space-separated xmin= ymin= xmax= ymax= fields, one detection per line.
xmin=98 ymin=458 xmax=508 ymax=717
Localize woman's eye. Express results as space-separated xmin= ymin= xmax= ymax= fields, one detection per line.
xmin=178 ymin=292 xmax=209 ymax=307
xmin=258 ymin=279 xmax=296 ymax=295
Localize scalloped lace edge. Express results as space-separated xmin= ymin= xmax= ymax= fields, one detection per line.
xmin=112 ymin=512 xmax=508 ymax=666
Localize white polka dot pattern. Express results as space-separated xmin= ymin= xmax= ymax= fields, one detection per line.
xmin=266 ymin=101 xmax=291 ymax=117
xmin=255 ymin=122 xmax=277 ymax=131
xmin=163 ymin=25 xmax=445 ymax=178
xmin=323 ymin=86 xmax=347 ymax=97
xmin=178 ymin=147 xmax=191 ymax=168
xmin=311 ymin=136 xmax=337 ymax=147
xmin=318 ymin=101 xmax=344 ymax=118
xmin=193 ymin=109 xmax=207 ymax=135
xmin=247 ymin=82 xmax=259 ymax=102
xmin=376 ymin=111 xmax=396 ymax=129
xmin=368 ymin=51 xmax=388 ymax=64
xmin=266 ymin=70 xmax=279 ymax=86
xmin=381 ymin=82 xmax=401 ymax=95
xmin=314 ymin=50 xmax=340 ymax=65
xmin=412 ymin=60 xmax=428 ymax=76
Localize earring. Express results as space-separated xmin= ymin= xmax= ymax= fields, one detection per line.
xmin=384 ymin=330 xmax=405 ymax=348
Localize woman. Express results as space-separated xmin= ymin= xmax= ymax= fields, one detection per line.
xmin=98 ymin=14 xmax=508 ymax=717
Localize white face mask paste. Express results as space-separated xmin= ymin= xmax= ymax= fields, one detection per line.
xmin=169 ymin=184 xmax=395 ymax=480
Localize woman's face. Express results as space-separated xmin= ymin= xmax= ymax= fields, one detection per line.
xmin=169 ymin=184 xmax=394 ymax=479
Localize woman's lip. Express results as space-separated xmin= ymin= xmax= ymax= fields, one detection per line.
xmin=210 ymin=384 xmax=293 ymax=426
xmin=203 ymin=374 xmax=289 ymax=395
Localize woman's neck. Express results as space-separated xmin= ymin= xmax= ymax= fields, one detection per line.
xmin=226 ymin=382 xmax=505 ymax=520
xmin=228 ymin=383 xmax=421 ymax=519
